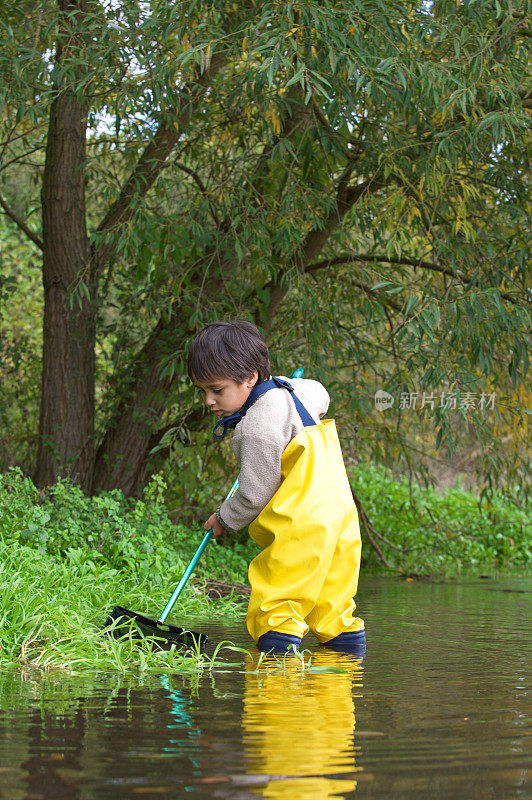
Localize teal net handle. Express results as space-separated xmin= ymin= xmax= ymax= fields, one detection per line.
xmin=158 ymin=478 xmax=239 ymax=623
xmin=157 ymin=368 xmax=303 ymax=624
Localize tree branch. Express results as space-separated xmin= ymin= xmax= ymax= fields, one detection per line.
xmin=92 ymin=54 xmax=226 ymax=273
xmin=259 ymin=173 xmax=388 ymax=331
xmin=310 ymin=273 xmax=403 ymax=312
xmin=305 ymin=252 xmax=520 ymax=303
xmin=0 ymin=192 xmax=43 ymax=251
xmin=306 ymin=252 xmax=443 ymax=274
xmin=147 ymin=404 xmax=207 ymax=456
xmin=174 ymin=160 xmax=221 ymax=226
xmin=520 ymin=88 xmax=532 ymax=108
xmin=350 ymin=483 xmax=396 ymax=569
xmin=310 ymin=96 xmax=362 ymax=162
xmin=298 ymin=177 xmax=387 ymax=274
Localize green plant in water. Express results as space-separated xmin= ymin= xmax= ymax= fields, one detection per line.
xmin=0 ymin=472 xmax=269 ymax=670
xmin=0 ymin=468 xmax=253 ymax=671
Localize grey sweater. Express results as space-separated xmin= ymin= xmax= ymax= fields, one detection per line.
xmin=217 ymin=377 xmax=330 ymax=532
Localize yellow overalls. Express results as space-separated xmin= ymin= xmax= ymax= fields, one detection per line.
xmin=243 ymin=379 xmax=364 ymax=644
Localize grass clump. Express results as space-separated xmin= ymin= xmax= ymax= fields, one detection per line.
xmin=0 ymin=535 xmax=212 ymax=672
xmin=0 ymin=469 xmax=252 ymax=671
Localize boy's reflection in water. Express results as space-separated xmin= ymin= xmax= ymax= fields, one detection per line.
xmin=242 ymin=648 xmax=364 ymax=799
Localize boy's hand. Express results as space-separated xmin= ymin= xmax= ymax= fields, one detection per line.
xmin=204 ymin=512 xmax=225 ymax=539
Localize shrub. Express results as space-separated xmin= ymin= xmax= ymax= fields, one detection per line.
xmin=352 ymin=462 xmax=531 ymax=575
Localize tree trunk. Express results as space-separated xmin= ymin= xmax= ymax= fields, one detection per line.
xmin=90 ymin=318 xmax=179 ymax=496
xmin=34 ymin=3 xmax=94 ymax=491
xmin=91 ymin=270 xmax=227 ymax=496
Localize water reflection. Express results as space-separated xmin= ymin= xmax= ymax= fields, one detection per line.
xmin=242 ymin=649 xmax=364 ymax=799
xmin=1 ymin=577 xmax=530 ymax=799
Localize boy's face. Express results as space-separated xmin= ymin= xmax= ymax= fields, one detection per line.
xmin=194 ymin=372 xmax=258 ymax=417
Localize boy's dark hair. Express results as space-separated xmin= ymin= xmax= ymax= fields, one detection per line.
xmin=188 ymin=321 xmax=271 ymax=385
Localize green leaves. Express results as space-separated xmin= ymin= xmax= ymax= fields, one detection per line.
xmin=0 ymin=0 xmax=529 ymax=498
xmin=351 ymin=461 xmax=531 ymax=575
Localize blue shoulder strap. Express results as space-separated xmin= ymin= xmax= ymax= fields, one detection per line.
xmin=270 ymin=377 xmax=317 ymax=427
xmin=212 ymin=376 xmax=317 ymax=439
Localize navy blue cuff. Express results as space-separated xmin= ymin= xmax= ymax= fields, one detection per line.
xmin=323 ymin=629 xmax=366 ymax=654
xmin=257 ymin=631 xmax=301 ymax=653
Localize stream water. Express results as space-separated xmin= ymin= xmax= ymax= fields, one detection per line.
xmin=0 ymin=575 xmax=530 ymax=799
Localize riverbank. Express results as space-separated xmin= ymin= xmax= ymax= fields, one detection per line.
xmin=350 ymin=462 xmax=530 ymax=576
xmin=0 ymin=467 xmax=529 ymax=670
xmin=0 ymin=469 xmax=246 ymax=670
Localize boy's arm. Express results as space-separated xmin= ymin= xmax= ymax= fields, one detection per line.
xmin=216 ymin=433 xmax=285 ymax=532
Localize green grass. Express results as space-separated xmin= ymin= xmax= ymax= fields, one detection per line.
xmin=0 ymin=534 xmax=241 ymax=672
xmin=0 ymin=469 xmax=249 ymax=672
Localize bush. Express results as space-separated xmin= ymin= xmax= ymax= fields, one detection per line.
xmin=352 ymin=462 xmax=531 ymax=575
xmin=0 ymin=468 xmax=256 ymax=586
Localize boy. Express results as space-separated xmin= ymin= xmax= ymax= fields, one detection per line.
xmin=188 ymin=320 xmax=365 ymax=654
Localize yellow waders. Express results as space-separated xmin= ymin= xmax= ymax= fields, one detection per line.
xmin=247 ymin=418 xmax=364 ymax=644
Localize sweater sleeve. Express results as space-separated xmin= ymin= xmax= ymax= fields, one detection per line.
xmin=217 ymin=433 xmax=285 ymax=532
xmin=316 ymin=384 xmax=330 ymax=418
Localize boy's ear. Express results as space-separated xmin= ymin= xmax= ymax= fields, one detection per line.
xmin=246 ymin=370 xmax=259 ymax=388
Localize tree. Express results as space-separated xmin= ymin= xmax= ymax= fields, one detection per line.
xmin=0 ymin=0 xmax=529 ymax=496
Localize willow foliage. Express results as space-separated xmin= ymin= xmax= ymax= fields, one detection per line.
xmin=0 ymin=0 xmax=529 ymax=495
